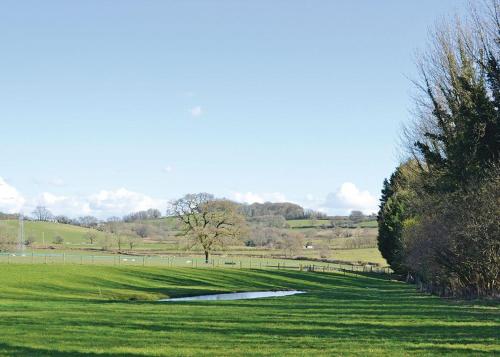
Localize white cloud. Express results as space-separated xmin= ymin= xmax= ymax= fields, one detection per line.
xmin=0 ymin=177 xmax=25 ymax=213
xmin=1 ymin=177 xmax=377 ymax=219
xmin=1 ymin=179 xmax=167 ymax=218
xmin=189 ymin=106 xmax=203 ymax=117
xmin=33 ymin=177 xmax=65 ymax=187
xmin=163 ymin=165 xmax=173 ymax=173
xmin=320 ymin=182 xmax=378 ymax=215
xmin=231 ymin=191 xmax=287 ymax=204
xmin=86 ymin=188 xmax=167 ymax=218
xmin=33 ymin=192 xmax=92 ymax=217
xmin=48 ymin=178 xmax=65 ymax=186
xmin=30 ymin=189 xmax=167 ymax=218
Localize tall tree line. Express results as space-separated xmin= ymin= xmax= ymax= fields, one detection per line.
xmin=378 ymin=1 xmax=500 ymax=298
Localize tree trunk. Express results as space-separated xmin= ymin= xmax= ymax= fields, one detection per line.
xmin=205 ymin=251 xmax=209 ymax=264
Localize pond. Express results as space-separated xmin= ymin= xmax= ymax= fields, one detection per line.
xmin=159 ymin=290 xmax=305 ymax=302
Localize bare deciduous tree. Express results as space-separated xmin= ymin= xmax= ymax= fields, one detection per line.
xmin=133 ymin=224 xmax=150 ymax=238
xmin=169 ymin=193 xmax=246 ymax=263
xmin=85 ymin=230 xmax=97 ymax=245
xmin=317 ymin=242 xmax=331 ymax=259
xmin=78 ymin=216 xmax=99 ymax=228
xmin=279 ymin=231 xmax=304 ymax=258
xmin=32 ymin=206 xmax=53 ymax=221
xmin=127 ymin=235 xmax=140 ymax=250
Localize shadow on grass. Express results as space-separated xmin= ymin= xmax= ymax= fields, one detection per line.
xmin=0 ymin=267 xmax=498 ymax=355
xmin=0 ymin=342 xmax=143 ymax=357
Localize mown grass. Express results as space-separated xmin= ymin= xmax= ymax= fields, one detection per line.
xmin=331 ymin=248 xmax=386 ymax=265
xmin=0 ymin=265 xmax=498 ymax=356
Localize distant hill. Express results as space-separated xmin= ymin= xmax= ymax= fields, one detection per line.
xmin=239 ymin=202 xmax=306 ymax=220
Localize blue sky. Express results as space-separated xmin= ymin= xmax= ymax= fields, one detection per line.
xmin=0 ymin=0 xmax=467 ymax=218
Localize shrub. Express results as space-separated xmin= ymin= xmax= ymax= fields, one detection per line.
xmin=53 ymin=236 xmax=64 ymax=244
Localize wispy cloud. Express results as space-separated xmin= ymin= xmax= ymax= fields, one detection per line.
xmin=48 ymin=177 xmax=65 ymax=187
xmin=231 ymin=191 xmax=287 ymax=204
xmin=189 ymin=106 xmax=203 ymax=117
xmin=33 ymin=177 xmax=66 ymax=187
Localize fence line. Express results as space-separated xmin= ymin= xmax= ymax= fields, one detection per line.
xmin=0 ymin=252 xmax=391 ymax=274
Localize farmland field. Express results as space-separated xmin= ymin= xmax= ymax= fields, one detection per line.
xmin=0 ymin=219 xmax=386 ymax=266
xmin=0 ymin=265 xmax=498 ymax=356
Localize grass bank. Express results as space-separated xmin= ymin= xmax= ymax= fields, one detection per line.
xmin=0 ymin=265 xmax=498 ymax=356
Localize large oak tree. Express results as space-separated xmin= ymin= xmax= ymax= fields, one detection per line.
xmin=169 ymin=193 xmax=246 ymax=263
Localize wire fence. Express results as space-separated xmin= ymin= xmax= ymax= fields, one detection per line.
xmin=0 ymin=252 xmax=392 ymax=274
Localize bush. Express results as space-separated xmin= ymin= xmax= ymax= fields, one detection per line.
xmin=25 ymin=236 xmax=36 ymax=246
xmin=53 ymin=236 xmax=64 ymax=244
xmin=404 ymin=176 xmax=500 ymax=298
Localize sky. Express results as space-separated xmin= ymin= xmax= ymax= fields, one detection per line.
xmin=0 ymin=0 xmax=468 ymax=218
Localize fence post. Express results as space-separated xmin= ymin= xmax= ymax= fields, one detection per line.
xmin=63 ymin=253 xmax=66 ymax=264
xmin=44 ymin=254 xmax=47 ymax=264
xmin=278 ymin=262 xmax=280 ymax=270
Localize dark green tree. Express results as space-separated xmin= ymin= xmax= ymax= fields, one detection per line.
xmin=413 ymin=23 xmax=499 ymax=192
xmin=377 ymin=162 xmax=418 ymax=274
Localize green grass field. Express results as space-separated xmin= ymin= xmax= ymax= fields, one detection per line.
xmin=287 ymin=219 xmax=332 ymax=228
xmin=0 ymin=220 xmax=107 ymax=245
xmin=0 ymin=265 xmax=498 ymax=356
xmin=358 ymin=220 xmax=378 ymax=228
xmin=332 ymin=248 xmax=386 ymax=265
xmin=286 ymin=219 xmax=378 ymax=229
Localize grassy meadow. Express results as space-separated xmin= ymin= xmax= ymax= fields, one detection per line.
xmin=0 ymin=220 xmax=108 ymax=245
xmin=0 ymin=265 xmax=498 ymax=356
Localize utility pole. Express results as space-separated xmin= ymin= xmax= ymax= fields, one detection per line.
xmin=17 ymin=213 xmax=25 ymax=252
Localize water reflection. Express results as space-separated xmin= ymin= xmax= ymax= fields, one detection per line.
xmin=159 ymin=290 xmax=305 ymax=302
